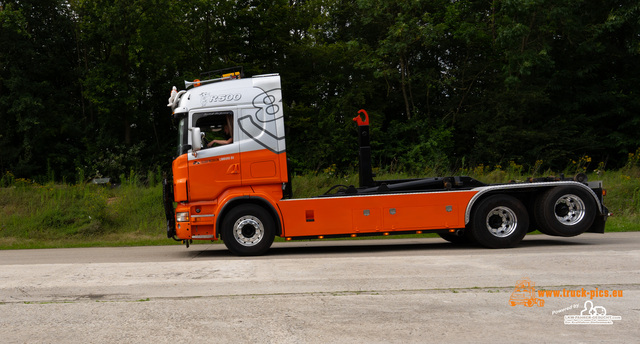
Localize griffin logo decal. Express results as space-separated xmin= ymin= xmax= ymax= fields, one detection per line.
xmin=238 ymin=87 xmax=285 ymax=153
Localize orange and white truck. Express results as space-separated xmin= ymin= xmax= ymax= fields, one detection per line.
xmin=163 ymin=69 xmax=609 ymax=255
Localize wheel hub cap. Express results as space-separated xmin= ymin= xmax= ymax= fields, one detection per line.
xmin=485 ymin=206 xmax=518 ymax=237
xmin=554 ymin=194 xmax=586 ymax=225
xmin=233 ymin=216 xmax=264 ymax=246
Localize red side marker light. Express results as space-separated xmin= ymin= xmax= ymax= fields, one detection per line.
xmin=305 ymin=210 xmax=315 ymax=222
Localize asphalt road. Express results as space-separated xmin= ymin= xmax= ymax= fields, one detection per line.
xmin=1 ymin=232 xmax=638 ymax=343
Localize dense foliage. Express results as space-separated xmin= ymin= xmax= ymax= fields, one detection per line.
xmin=1 ymin=0 xmax=639 ymax=182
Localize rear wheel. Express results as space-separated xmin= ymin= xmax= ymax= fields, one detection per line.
xmin=470 ymin=194 xmax=529 ymax=248
xmin=222 ymin=204 xmax=275 ymax=256
xmin=534 ymin=186 xmax=596 ymax=237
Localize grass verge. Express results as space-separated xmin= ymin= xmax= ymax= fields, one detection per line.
xmin=1 ymin=168 xmax=639 ymax=250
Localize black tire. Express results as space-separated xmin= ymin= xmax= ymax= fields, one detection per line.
xmin=534 ymin=186 xmax=596 ymax=237
xmin=469 ymin=194 xmax=529 ymax=248
xmin=221 ymin=204 xmax=275 ymax=256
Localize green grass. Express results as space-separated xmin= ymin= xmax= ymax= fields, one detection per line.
xmin=1 ymin=167 xmax=639 ymax=250
xmin=0 ymin=181 xmax=176 ymax=249
xmin=595 ymin=168 xmax=640 ymax=232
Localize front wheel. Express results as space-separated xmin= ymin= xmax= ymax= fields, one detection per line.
xmin=222 ymin=204 xmax=275 ymax=256
xmin=469 ymin=194 xmax=529 ymax=248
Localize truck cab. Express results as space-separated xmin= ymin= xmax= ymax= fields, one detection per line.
xmin=165 ymin=73 xmax=289 ymax=249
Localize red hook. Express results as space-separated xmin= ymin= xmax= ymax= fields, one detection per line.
xmin=352 ymin=109 xmax=369 ymax=126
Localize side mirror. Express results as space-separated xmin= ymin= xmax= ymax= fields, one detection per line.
xmin=190 ymin=127 xmax=202 ymax=152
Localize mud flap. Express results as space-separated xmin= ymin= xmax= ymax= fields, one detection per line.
xmin=587 ymin=210 xmax=608 ymax=233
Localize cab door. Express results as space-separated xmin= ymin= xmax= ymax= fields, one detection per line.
xmin=188 ymin=109 xmax=241 ymax=201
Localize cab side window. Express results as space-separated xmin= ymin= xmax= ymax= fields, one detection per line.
xmin=193 ymin=112 xmax=233 ymax=150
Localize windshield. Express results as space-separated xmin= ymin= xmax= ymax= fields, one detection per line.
xmin=176 ymin=117 xmax=187 ymax=157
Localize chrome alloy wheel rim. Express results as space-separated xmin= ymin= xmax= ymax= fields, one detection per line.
xmin=554 ymin=194 xmax=586 ymax=226
xmin=233 ymin=215 xmax=264 ymax=246
xmin=485 ymin=206 xmax=518 ymax=237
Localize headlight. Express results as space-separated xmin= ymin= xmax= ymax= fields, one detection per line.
xmin=176 ymin=212 xmax=189 ymax=222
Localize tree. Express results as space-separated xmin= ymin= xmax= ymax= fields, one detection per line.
xmin=2 ymin=0 xmax=639 ymax=181
xmin=470 ymin=0 xmax=640 ymax=169
xmin=71 ymin=0 xmax=182 ymax=180
xmin=0 ymin=0 xmax=82 ymax=181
